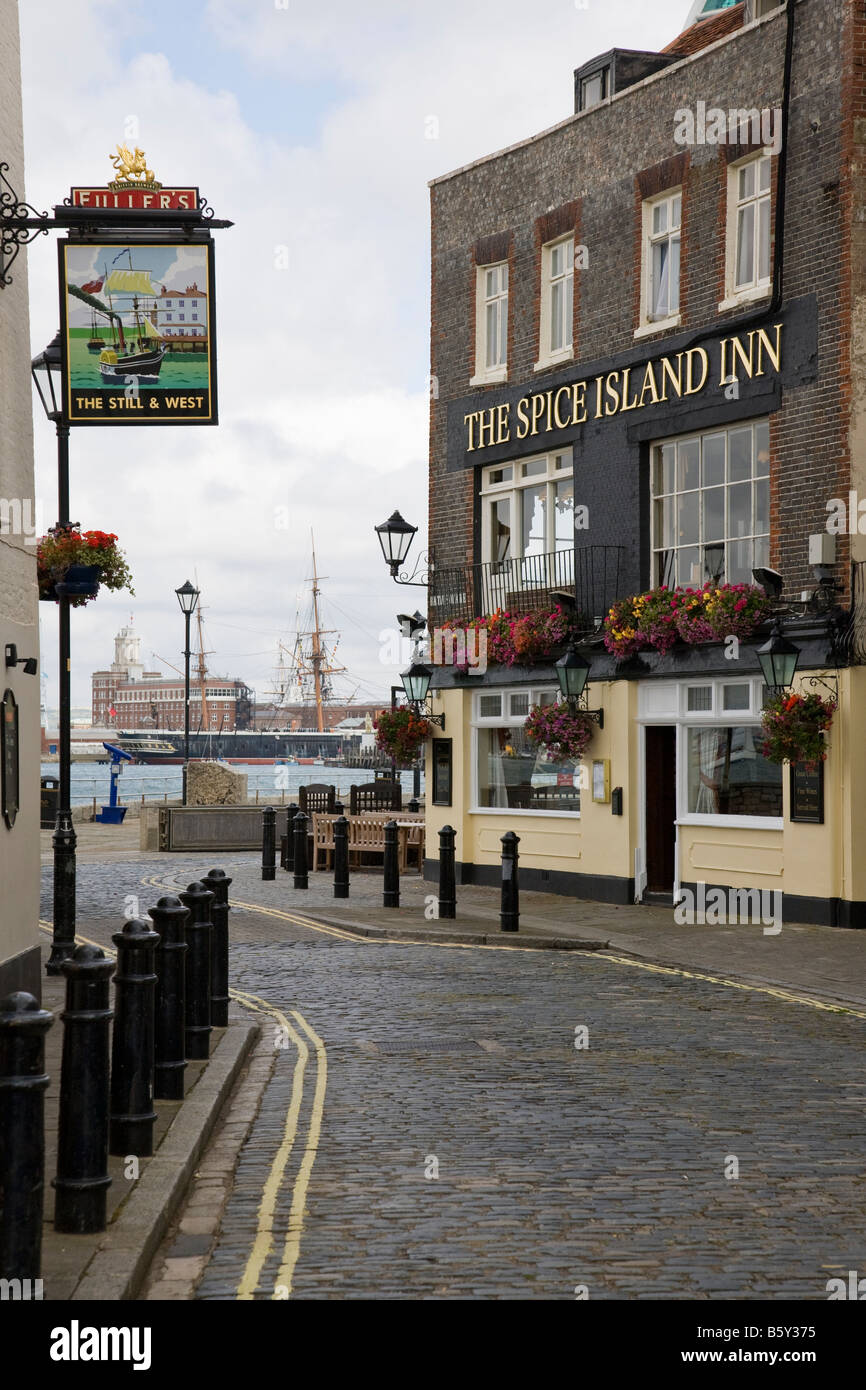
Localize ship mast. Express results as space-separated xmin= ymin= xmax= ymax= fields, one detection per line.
xmin=303 ymin=534 xmax=345 ymax=734
xmin=194 ymin=601 xmax=212 ymax=731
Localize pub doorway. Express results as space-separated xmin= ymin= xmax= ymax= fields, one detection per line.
xmin=644 ymin=725 xmax=676 ymax=903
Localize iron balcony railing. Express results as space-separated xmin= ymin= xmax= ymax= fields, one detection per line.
xmin=428 ymin=545 xmax=626 ymax=631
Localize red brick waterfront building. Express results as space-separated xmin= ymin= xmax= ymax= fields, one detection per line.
xmin=91 ymin=622 xmax=252 ymax=731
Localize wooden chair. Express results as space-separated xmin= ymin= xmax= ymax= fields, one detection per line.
xmin=348 ymin=814 xmax=387 ymax=867
xmin=349 ymin=781 xmax=402 ymax=815
xmin=299 ymin=783 xmax=336 ymax=815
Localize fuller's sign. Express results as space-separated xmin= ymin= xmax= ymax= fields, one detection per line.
xmin=57 ymin=146 xmax=218 ymax=426
xmin=462 ymin=322 xmax=783 ymax=453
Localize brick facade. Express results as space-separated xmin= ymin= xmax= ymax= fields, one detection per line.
xmin=429 ymin=0 xmax=853 ymax=605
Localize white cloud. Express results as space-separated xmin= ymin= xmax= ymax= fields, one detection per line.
xmin=19 ymin=0 xmax=688 ymax=711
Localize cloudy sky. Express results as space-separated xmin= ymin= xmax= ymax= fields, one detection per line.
xmin=20 ymin=0 xmax=690 ymax=715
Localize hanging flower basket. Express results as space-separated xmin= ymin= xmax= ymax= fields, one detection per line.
xmin=760 ymin=691 xmax=836 ymax=769
xmin=524 ymin=700 xmax=596 ymax=762
xmin=37 ymin=527 xmax=134 ymax=609
xmin=374 ymin=707 xmax=431 ymax=763
xmin=604 ymin=583 xmax=773 ymax=659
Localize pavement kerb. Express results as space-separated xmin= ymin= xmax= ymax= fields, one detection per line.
xmin=70 ymin=1020 xmax=259 ymax=1302
xmin=287 ymin=910 xmax=610 ymax=951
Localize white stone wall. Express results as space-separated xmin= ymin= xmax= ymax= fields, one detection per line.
xmin=0 ymin=0 xmax=40 ymax=990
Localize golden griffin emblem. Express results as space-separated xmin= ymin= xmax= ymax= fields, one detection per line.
xmin=108 ymin=144 xmax=161 ymax=189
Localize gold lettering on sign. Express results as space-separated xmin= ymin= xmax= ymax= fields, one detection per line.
xmin=461 ymin=327 xmax=785 ymax=451
xmin=553 ymin=386 xmax=571 ymax=430
xmin=756 ymin=323 xmax=782 ymax=375
xmin=638 ymin=360 xmax=660 ymax=407
xmin=685 ymin=348 xmax=709 ymax=395
xmin=659 ymin=354 xmax=683 ymax=402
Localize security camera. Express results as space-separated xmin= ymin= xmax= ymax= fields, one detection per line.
xmin=752 ymin=567 xmax=783 ymax=601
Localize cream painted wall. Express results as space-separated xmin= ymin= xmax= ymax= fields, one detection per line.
xmin=0 ymin=0 xmax=40 ymax=982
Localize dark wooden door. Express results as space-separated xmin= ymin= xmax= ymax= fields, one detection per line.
xmin=645 ymin=726 xmax=676 ymax=894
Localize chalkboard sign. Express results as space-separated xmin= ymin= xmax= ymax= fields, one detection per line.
xmin=1 ymin=688 xmax=19 ymax=829
xmin=432 ymin=739 xmax=452 ymax=807
xmin=790 ymin=761 xmax=824 ymax=824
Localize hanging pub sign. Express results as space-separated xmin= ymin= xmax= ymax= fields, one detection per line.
xmin=58 ymin=238 xmax=217 ymax=425
xmin=56 ymin=147 xmax=219 ymax=426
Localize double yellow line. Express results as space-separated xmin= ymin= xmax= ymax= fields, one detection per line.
xmin=39 ymin=914 xmax=327 ymax=1301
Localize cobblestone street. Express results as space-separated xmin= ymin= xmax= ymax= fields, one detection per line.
xmin=45 ymin=856 xmax=866 ymax=1301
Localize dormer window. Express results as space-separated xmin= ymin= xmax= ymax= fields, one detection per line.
xmin=579 ymin=66 xmax=608 ymax=112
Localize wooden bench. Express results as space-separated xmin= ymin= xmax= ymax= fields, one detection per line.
xmin=310 ymin=812 xmax=425 ymax=873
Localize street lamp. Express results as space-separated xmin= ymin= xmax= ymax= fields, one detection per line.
xmin=175 ymin=580 xmax=199 ymax=805
xmin=375 ymin=510 xmax=430 ymax=586
xmin=757 ymin=618 xmax=800 ymax=693
xmin=32 ymin=331 xmax=79 ymax=974
xmin=555 ymin=643 xmax=604 ymax=726
xmin=399 ymin=657 xmax=445 ymax=729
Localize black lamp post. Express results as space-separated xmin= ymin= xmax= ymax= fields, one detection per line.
xmin=175 ymin=581 xmax=199 ymax=805
xmin=32 ymin=332 xmax=78 ymax=975
xmin=756 ymin=619 xmax=800 ymax=693
xmin=555 ymin=643 xmax=604 ymax=726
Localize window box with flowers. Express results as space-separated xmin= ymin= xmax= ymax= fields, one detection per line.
xmin=37 ymin=527 xmax=134 ymax=609
xmin=603 ymin=583 xmax=773 ymax=660
xmin=438 ymin=604 xmax=584 ymax=672
xmin=760 ymin=691 xmax=836 ymax=770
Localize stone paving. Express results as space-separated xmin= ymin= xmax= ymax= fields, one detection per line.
xmin=43 ymin=851 xmax=866 ymax=1301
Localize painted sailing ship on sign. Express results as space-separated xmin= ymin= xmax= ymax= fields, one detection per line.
xmin=58 ymin=146 xmax=218 ymax=425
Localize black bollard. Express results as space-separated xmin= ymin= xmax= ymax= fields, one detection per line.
xmin=110 ymin=917 xmax=159 ymax=1157
xmin=408 ymin=797 xmax=420 ymax=814
xmin=438 ymin=825 xmax=457 ymax=920
xmin=0 ymin=992 xmax=53 ymax=1280
xmin=383 ymin=819 xmax=400 ymax=908
xmin=53 ymin=944 xmax=115 ymax=1234
xmin=334 ymin=815 xmax=349 ymax=899
xmin=413 ymin=763 xmax=421 ymax=799
xmin=262 ymin=805 xmax=276 ymax=881
xmin=283 ymin=804 xmax=298 ymax=872
xmin=178 ymin=882 xmax=214 ymax=1060
xmin=500 ymin=830 xmax=520 ymax=933
xmin=334 ymin=800 xmax=344 ymax=816
xmin=148 ymin=895 xmax=189 ymax=1100
xmin=293 ymin=812 xmax=309 ymax=890
xmin=203 ymin=868 xmax=232 ymax=1028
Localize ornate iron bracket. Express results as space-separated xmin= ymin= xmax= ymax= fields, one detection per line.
xmin=570 ymin=694 xmax=604 ymax=728
xmin=0 ymin=164 xmax=50 ymax=287
xmin=801 ymin=672 xmax=839 ymax=703
xmin=391 ymin=551 xmax=431 ymax=587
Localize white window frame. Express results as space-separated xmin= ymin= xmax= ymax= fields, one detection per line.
xmin=719 ymin=150 xmax=772 ymax=311
xmin=470 ymin=685 xmax=580 ymax=817
xmin=635 ymin=188 xmax=682 ymax=339
xmin=636 ymin=676 xmax=783 ymax=830
xmin=650 ymin=418 xmax=770 ymax=588
xmin=535 ymin=234 xmax=574 ymax=371
xmin=470 ymin=260 xmax=508 ymax=386
xmin=479 ymin=448 xmax=574 ymax=579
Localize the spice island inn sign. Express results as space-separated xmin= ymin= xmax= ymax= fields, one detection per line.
xmin=55 ymin=145 xmax=230 ymax=427
xmin=449 ymin=294 xmax=819 ymax=468
xmin=463 ymin=324 xmax=783 ymax=453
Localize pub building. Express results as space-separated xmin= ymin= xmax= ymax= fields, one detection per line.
xmin=420 ymin=0 xmax=866 ymax=928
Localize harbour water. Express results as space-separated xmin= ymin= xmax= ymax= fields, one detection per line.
xmin=42 ymin=761 xmax=422 ymax=808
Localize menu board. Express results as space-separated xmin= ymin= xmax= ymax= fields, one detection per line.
xmin=432 ymin=739 xmax=452 ymax=807
xmin=790 ymin=762 xmax=824 ymax=824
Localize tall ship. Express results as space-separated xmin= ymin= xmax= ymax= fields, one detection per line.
xmin=114 ymin=544 xmax=384 ymax=766
xmin=68 ymin=247 xmax=166 ymax=383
